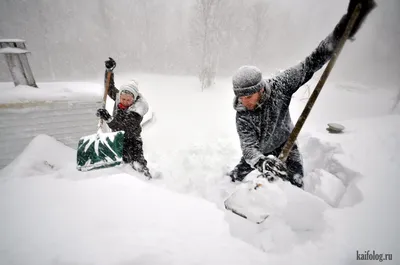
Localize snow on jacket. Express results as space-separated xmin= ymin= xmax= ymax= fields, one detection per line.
xmin=234 ymin=16 xmax=349 ymax=168
xmin=104 ymin=71 xmax=149 ymax=139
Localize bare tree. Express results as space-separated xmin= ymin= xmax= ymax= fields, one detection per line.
xmin=98 ymin=0 xmax=114 ymax=55
xmin=38 ymin=0 xmax=56 ymax=80
xmin=249 ymin=1 xmax=270 ymax=64
xmin=190 ymin=0 xmax=224 ymax=90
xmin=391 ymin=87 xmax=400 ymax=113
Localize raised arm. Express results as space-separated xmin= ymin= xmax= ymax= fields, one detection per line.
xmin=273 ymin=0 xmax=376 ymax=96
xmin=104 ymin=70 xmax=119 ymax=101
xmin=104 ymin=57 xmax=119 ymax=101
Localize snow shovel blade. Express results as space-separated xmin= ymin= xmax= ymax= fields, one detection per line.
xmin=76 ymin=130 xmax=125 ymax=171
xmin=224 ymin=180 xmax=271 ymax=224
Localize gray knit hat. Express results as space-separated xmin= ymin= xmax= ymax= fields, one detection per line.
xmin=232 ymin=66 xmax=266 ymax=97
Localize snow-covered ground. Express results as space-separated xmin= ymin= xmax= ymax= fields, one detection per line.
xmin=0 ymin=82 xmax=102 ymax=104
xmin=0 ymin=73 xmax=399 ymax=264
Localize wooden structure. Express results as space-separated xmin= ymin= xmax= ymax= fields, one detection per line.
xmin=0 ymin=100 xmax=101 ymax=169
xmin=0 ymin=39 xmax=37 ymax=87
xmin=0 ymin=99 xmax=153 ymax=169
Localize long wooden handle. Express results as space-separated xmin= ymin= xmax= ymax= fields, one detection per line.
xmin=278 ymin=4 xmax=362 ymax=162
xmin=103 ymin=71 xmax=112 ymax=108
xmin=99 ymin=70 xmax=112 ymax=127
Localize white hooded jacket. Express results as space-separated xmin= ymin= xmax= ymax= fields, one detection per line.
xmin=111 ymin=78 xmax=149 ymax=117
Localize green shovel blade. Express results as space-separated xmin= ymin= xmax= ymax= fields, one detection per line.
xmin=76 ymin=131 xmax=125 ymax=171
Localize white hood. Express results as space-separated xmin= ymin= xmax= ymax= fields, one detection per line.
xmin=115 ymin=79 xmax=149 ymax=117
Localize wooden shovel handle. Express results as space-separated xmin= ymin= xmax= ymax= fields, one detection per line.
xmin=278 ymin=4 xmax=362 ymax=162
xmin=103 ymin=70 xmax=112 ymax=109
xmin=99 ymin=70 xmax=112 ymax=127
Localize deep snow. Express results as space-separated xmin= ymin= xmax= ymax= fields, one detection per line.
xmin=0 ymin=73 xmax=399 ymax=264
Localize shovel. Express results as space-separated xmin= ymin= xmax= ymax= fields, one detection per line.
xmin=76 ymin=70 xmax=125 ymax=171
xmin=224 ymin=4 xmax=362 ymax=224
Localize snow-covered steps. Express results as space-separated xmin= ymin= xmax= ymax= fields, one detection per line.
xmin=0 ymin=100 xmax=100 ymax=169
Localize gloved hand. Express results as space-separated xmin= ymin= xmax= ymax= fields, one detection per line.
xmin=96 ymin=108 xmax=112 ymax=122
xmin=105 ymin=57 xmax=116 ymax=70
xmin=256 ymin=155 xmax=288 ymax=181
xmin=346 ymin=0 xmax=377 ymax=39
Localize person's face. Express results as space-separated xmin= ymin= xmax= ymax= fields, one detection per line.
xmin=239 ymin=88 xmax=264 ymax=110
xmin=120 ymin=93 xmax=134 ymax=107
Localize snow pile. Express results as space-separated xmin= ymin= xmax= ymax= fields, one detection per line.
xmin=306 ymin=168 xmax=346 ymax=206
xmin=0 ymin=74 xmax=399 ymax=264
xmin=2 ymin=126 xmax=396 ymax=264
xmin=320 ymin=115 xmax=400 ymax=258
xmin=289 ymin=80 xmax=400 ymax=125
xmin=0 ymin=47 xmax=29 ymax=54
xmin=0 ymin=82 xmax=102 ymax=104
xmin=0 ymin=134 xmax=76 ymax=179
xmin=300 ymin=135 xmax=362 ymax=207
xmin=0 ymin=159 xmax=270 ymax=264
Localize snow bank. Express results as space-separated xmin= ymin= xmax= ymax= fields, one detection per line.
xmin=1 ymin=128 xmax=395 ymax=265
xmin=290 ymin=81 xmax=400 ymax=125
xmin=0 ymin=82 xmax=102 ymax=104
xmin=305 ymin=169 xmax=346 ymax=207
xmin=0 ymin=47 xmax=29 ymax=54
xmin=131 ymin=75 xmax=399 ymax=260
xmin=0 ymin=136 xmax=272 ymax=265
xmin=304 ymin=114 xmax=400 ymax=257
xmin=0 ymin=174 xmax=275 ymax=265
xmin=300 ymin=135 xmax=362 ymax=207
xmin=0 ymin=134 xmax=76 ymax=179
xmin=1 ymin=74 xmax=399 ymax=264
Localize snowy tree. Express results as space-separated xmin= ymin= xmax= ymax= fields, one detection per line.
xmin=190 ymin=0 xmax=225 ymax=90
xmin=37 ymin=0 xmax=57 ymax=80
xmin=392 ymin=87 xmax=400 ymax=113
xmin=249 ymin=1 xmax=270 ymax=64
xmin=98 ymin=0 xmax=113 ymax=55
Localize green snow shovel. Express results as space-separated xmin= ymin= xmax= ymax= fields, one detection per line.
xmin=76 ymin=70 xmax=125 ymax=171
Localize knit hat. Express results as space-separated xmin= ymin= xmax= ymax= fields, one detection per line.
xmin=232 ymin=66 xmax=266 ymax=97
xmin=119 ymin=79 xmax=139 ymax=99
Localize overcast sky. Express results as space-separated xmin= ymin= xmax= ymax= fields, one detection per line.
xmin=0 ymin=0 xmax=398 ymax=89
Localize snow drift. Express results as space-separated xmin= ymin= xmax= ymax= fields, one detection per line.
xmin=0 ymin=75 xmax=399 ymax=264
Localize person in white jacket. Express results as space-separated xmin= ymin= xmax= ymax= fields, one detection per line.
xmin=96 ymin=57 xmax=151 ymax=178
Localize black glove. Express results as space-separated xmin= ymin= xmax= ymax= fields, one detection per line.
xmin=105 ymin=57 xmax=116 ymax=70
xmin=256 ymin=155 xmax=288 ymax=182
xmin=96 ymin=108 xmax=112 ymax=122
xmin=345 ymin=0 xmax=377 ymax=39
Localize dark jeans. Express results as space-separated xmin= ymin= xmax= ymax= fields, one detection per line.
xmin=123 ymin=136 xmax=148 ymax=170
xmin=229 ymin=142 xmax=304 ymax=187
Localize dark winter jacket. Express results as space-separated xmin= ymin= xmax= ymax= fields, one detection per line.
xmin=234 ymin=15 xmax=350 ymax=168
xmin=104 ymin=71 xmax=149 ymax=139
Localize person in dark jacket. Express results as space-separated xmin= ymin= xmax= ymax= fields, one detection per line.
xmin=96 ymin=57 xmax=152 ymax=178
xmin=228 ymin=0 xmax=376 ymax=188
